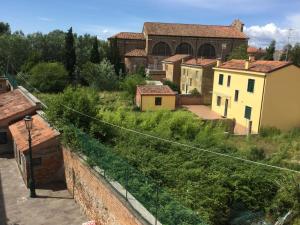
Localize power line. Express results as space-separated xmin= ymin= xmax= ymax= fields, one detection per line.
xmin=15 ymin=73 xmax=300 ymax=174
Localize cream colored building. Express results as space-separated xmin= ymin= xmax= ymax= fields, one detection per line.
xmin=212 ymin=59 xmax=300 ymax=133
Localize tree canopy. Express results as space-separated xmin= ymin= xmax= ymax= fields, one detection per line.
xmin=228 ymin=44 xmax=248 ymax=60
xmin=264 ymin=40 xmax=276 ymax=60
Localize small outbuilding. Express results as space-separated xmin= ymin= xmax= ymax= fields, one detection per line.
xmin=136 ymin=85 xmax=176 ymax=111
xmin=9 ymin=114 xmax=63 ymax=187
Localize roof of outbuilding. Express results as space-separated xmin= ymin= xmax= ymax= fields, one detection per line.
xmin=0 ymin=89 xmax=36 ymax=123
xmin=125 ymin=49 xmax=147 ymax=57
xmin=218 ymin=59 xmax=293 ymax=73
xmin=137 ymin=85 xmax=176 ymax=95
xmin=9 ymin=114 xmax=60 ymax=152
xmin=247 ymin=46 xmax=266 ymax=54
xmin=183 ymin=58 xmax=217 ymax=67
xmin=143 ymin=22 xmax=248 ymax=39
xmin=109 ymin=32 xmax=145 ymax=40
xmin=162 ymin=54 xmax=190 ymax=63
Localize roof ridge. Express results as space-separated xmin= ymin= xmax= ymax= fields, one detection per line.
xmin=144 ymin=21 xmax=233 ymax=28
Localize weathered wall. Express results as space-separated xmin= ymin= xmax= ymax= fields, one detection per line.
xmin=63 ymin=148 xmax=150 ymax=225
xmin=125 ymin=57 xmax=147 ymax=74
xmin=177 ymin=94 xmax=203 ymax=105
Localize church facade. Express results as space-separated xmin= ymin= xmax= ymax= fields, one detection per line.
xmin=108 ymin=19 xmax=248 ymax=73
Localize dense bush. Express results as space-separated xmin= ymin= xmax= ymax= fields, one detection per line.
xmin=163 ymin=79 xmax=180 ymax=93
xmin=120 ymin=74 xmax=146 ymax=98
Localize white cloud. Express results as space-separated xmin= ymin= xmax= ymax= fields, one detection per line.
xmin=81 ymin=25 xmax=123 ymax=40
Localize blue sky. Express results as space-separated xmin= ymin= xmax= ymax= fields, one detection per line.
xmin=1 ymin=0 xmax=300 ymax=48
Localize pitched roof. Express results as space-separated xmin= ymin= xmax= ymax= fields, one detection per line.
xmin=183 ymin=58 xmax=217 ymax=67
xmin=125 ymin=49 xmax=147 ymax=57
xmin=9 ymin=114 xmax=60 ymax=152
xmin=218 ymin=59 xmax=293 ymax=73
xmin=0 ymin=89 xmax=36 ymax=123
xmin=137 ymin=85 xmax=176 ymax=95
xmin=109 ymin=32 xmax=145 ymax=40
xmin=247 ymin=46 xmax=265 ymax=54
xmin=162 ymin=54 xmax=190 ymax=63
xmin=143 ymin=22 xmax=248 ymax=39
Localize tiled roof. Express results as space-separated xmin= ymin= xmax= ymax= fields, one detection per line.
xmin=9 ymin=114 xmax=59 ymax=152
xmin=0 ymin=89 xmax=36 ymax=123
xmin=183 ymin=58 xmax=217 ymax=67
xmin=218 ymin=59 xmax=293 ymax=73
xmin=125 ymin=49 xmax=147 ymax=57
xmin=137 ymin=85 xmax=176 ymax=95
xmin=143 ymin=22 xmax=248 ymax=39
xmin=109 ymin=32 xmax=145 ymax=40
xmin=247 ymin=46 xmax=265 ymax=54
xmin=162 ymin=54 xmax=190 ymax=63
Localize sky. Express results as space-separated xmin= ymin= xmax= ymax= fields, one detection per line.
xmin=1 ymin=0 xmax=300 ymax=49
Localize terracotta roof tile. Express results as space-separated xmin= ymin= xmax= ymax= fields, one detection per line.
xmin=218 ymin=59 xmax=293 ymax=73
xmin=183 ymin=58 xmax=217 ymax=67
xmin=9 ymin=114 xmax=59 ymax=152
xmin=125 ymin=49 xmax=147 ymax=57
xmin=247 ymin=46 xmax=266 ymax=54
xmin=109 ymin=32 xmax=145 ymax=40
xmin=137 ymin=85 xmax=176 ymax=95
xmin=143 ymin=22 xmax=248 ymax=39
xmin=0 ymin=89 xmax=36 ymax=124
xmin=162 ymin=54 xmax=190 ymax=63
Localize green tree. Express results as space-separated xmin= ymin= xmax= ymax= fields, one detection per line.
xmin=64 ymin=27 xmax=76 ymax=83
xmin=228 ymin=44 xmax=248 ymax=60
xmin=264 ymin=40 xmax=276 ymax=60
xmin=81 ymin=59 xmax=118 ymax=90
xmin=90 ymin=37 xmax=101 ymax=63
xmin=280 ymin=44 xmax=293 ymax=61
xmin=108 ymin=37 xmax=123 ymax=75
xmin=163 ymin=79 xmax=180 ymax=92
xmin=290 ymin=43 xmax=300 ymax=66
xmin=28 ymin=62 xmax=68 ymax=92
xmin=120 ymin=73 xmax=146 ymax=98
xmin=0 ymin=22 xmax=10 ymax=35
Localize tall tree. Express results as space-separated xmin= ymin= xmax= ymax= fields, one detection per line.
xmin=290 ymin=43 xmax=300 ymax=66
xmin=90 ymin=37 xmax=101 ymax=63
xmin=0 ymin=22 xmax=10 ymax=35
xmin=228 ymin=44 xmax=248 ymax=60
xmin=64 ymin=27 xmax=76 ymax=83
xmin=108 ymin=37 xmax=123 ymax=75
xmin=264 ymin=40 xmax=276 ymax=60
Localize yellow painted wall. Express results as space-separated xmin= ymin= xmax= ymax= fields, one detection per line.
xmin=165 ymin=63 xmax=175 ymax=82
xmin=141 ymin=95 xmax=176 ymax=111
xmin=260 ymin=65 xmax=300 ymax=131
xmin=180 ymin=66 xmax=203 ymax=94
xmin=211 ymin=69 xmax=266 ymax=133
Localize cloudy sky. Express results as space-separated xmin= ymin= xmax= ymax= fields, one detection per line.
xmin=1 ymin=0 xmax=300 ymax=49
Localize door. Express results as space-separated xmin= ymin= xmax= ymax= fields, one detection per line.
xmin=224 ymin=99 xmax=228 ymax=117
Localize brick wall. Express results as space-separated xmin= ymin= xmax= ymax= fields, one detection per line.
xmin=63 ymin=148 xmax=151 ymax=225
xmin=177 ymin=94 xmax=203 ymax=105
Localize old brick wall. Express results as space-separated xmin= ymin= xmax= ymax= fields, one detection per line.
xmin=177 ymin=94 xmax=203 ymax=105
xmin=63 ymin=148 xmax=149 ymax=225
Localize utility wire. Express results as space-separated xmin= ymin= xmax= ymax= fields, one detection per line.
xmin=15 ymin=73 xmax=300 ymax=174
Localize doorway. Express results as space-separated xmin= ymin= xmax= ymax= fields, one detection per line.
xmin=224 ymin=99 xmax=228 ymax=117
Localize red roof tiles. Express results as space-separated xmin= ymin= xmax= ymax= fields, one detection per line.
xmin=183 ymin=58 xmax=217 ymax=67
xmin=9 ymin=114 xmax=59 ymax=152
xmin=143 ymin=22 xmax=248 ymax=39
xmin=162 ymin=54 xmax=190 ymax=63
xmin=137 ymin=85 xmax=176 ymax=95
xmin=247 ymin=46 xmax=266 ymax=54
xmin=218 ymin=59 xmax=293 ymax=73
xmin=125 ymin=49 xmax=147 ymax=57
xmin=109 ymin=32 xmax=145 ymax=40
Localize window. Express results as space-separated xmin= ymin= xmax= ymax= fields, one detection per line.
xmin=247 ymin=79 xmax=255 ymax=93
xmin=227 ymin=75 xmax=231 ymax=87
xmin=0 ymin=132 xmax=7 ymax=144
xmin=155 ymin=97 xmax=162 ymax=106
xmin=176 ymin=43 xmax=193 ymax=55
xmin=189 ymin=78 xmax=192 ymax=86
xmin=152 ymin=42 xmax=171 ymax=56
xmin=218 ymin=74 xmax=224 ymax=85
xmin=234 ymin=90 xmax=239 ymax=102
xmin=244 ymin=106 xmax=252 ymax=120
xmin=198 ymin=44 xmax=216 ymax=58
xmin=217 ymin=96 xmax=221 ymax=106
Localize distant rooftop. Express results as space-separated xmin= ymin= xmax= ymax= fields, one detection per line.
xmin=125 ymin=49 xmax=147 ymax=57
xmin=162 ymin=54 xmax=190 ymax=63
xmin=109 ymin=32 xmax=145 ymax=40
xmin=183 ymin=58 xmax=217 ymax=67
xmin=137 ymin=85 xmax=176 ymax=95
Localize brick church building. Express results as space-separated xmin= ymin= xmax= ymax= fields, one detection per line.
xmin=109 ymin=19 xmax=248 ymax=73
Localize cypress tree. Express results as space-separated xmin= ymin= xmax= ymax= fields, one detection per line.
xmin=90 ymin=37 xmax=100 ymax=63
xmin=264 ymin=40 xmax=276 ymax=60
xmin=108 ymin=37 xmax=123 ymax=75
xmin=65 ymin=27 xmax=76 ymax=83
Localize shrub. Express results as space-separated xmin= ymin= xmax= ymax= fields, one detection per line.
xmin=120 ymin=74 xmax=146 ymax=98
xmin=28 ymin=62 xmax=68 ymax=92
xmin=260 ymin=127 xmax=281 ymax=138
xmin=163 ymin=79 xmax=180 ymax=92
xmin=189 ymin=88 xmax=200 ymax=95
xmin=247 ymin=146 xmax=266 ymax=161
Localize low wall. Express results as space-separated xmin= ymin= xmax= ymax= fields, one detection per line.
xmin=177 ymin=94 xmax=203 ymax=105
xmin=63 ymin=148 xmax=159 ymax=225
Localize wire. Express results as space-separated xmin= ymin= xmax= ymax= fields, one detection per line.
xmin=15 ymin=73 xmax=300 ymax=174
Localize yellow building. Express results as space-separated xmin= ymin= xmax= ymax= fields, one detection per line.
xmin=136 ymin=85 xmax=176 ymax=111
xmin=212 ymin=59 xmax=300 ymax=133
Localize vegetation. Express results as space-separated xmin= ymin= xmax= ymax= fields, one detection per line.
xmin=64 ymin=27 xmax=77 ymax=83
xmin=90 ymin=37 xmax=101 ymax=64
xmin=264 ymin=40 xmax=276 ymax=60
xmin=163 ymin=79 xmax=180 ymax=92
xmin=120 ymin=73 xmax=146 ymax=98
xmin=228 ymin=44 xmax=248 ymax=60
xmin=281 ymin=43 xmax=300 ymax=66
xmin=189 ymin=88 xmax=200 ymax=95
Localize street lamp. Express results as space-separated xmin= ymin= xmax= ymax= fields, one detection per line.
xmin=24 ymin=115 xmax=36 ymax=198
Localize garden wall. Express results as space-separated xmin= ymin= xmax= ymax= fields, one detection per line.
xmin=62 ymin=147 xmax=160 ymax=225
xmin=177 ymin=94 xmax=203 ymax=106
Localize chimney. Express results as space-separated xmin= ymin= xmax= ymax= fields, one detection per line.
xmin=232 ymin=19 xmax=245 ymax=32
xmin=245 ymin=60 xmax=250 ymax=70
xmin=249 ymin=55 xmax=255 ymax=62
xmin=217 ymin=58 xmax=222 ymax=67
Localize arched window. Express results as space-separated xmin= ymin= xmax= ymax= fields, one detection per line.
xmin=176 ymin=43 xmax=193 ymax=55
xmin=198 ymin=44 xmax=216 ymax=58
xmin=152 ymin=42 xmax=171 ymax=56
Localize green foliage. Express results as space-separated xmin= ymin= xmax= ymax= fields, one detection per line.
xmin=64 ymin=27 xmax=76 ymax=83
xmin=228 ymin=44 xmax=248 ymax=60
xmin=290 ymin=43 xmax=300 ymax=66
xmin=108 ymin=37 xmax=123 ymax=74
xmin=27 ymin=62 xmax=68 ymax=92
xmin=189 ymin=88 xmax=200 ymax=95
xmin=0 ymin=22 xmax=10 ymax=35
xmin=90 ymin=37 xmax=101 ymax=63
xmin=163 ymin=79 xmax=180 ymax=92
xmin=81 ymin=59 xmax=118 ymax=91
xmin=247 ymin=146 xmax=266 ymax=161
xmin=120 ymin=74 xmax=146 ymax=98
xmin=264 ymin=40 xmax=276 ymax=60
xmin=260 ymin=127 xmax=281 ymax=138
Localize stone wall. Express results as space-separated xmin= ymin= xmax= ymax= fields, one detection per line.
xmin=63 ymin=148 xmax=158 ymax=225
xmin=177 ymin=94 xmax=203 ymax=106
